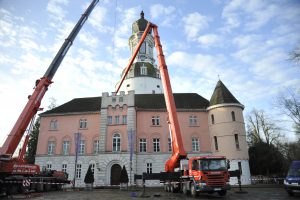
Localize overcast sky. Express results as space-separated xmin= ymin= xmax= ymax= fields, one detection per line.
xmin=0 ymin=0 xmax=299 ymax=148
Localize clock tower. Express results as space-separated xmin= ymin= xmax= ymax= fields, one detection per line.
xmin=116 ymin=11 xmax=163 ymax=94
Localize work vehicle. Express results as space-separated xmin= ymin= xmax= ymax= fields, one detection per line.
xmin=284 ymin=160 xmax=300 ymax=196
xmin=0 ymin=0 xmax=99 ymax=195
xmin=116 ymin=21 xmax=230 ymax=197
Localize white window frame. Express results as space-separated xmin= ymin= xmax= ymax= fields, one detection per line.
xmin=139 ymin=138 xmax=147 ymax=152
xmin=50 ymin=119 xmax=58 ymax=130
xmin=192 ymin=137 xmax=200 ymax=152
xmin=76 ymin=164 xmax=81 ymax=179
xmin=93 ymin=140 xmax=100 ymax=154
xmin=62 ymin=164 xmax=67 ymax=173
xmin=141 ymin=64 xmax=147 ymax=75
xmin=79 ymin=119 xmax=87 ymax=129
xmin=147 ymin=163 xmax=152 ymax=174
xmin=78 ymin=140 xmax=85 ymax=155
xmin=189 ymin=115 xmax=198 ymax=126
xmin=153 ymin=138 xmax=160 ymax=152
xmin=46 ymin=163 xmax=52 ymax=170
xmin=113 ymin=133 xmax=121 ymax=152
xmin=62 ymin=140 xmax=70 ymax=155
xmin=47 ymin=141 xmax=55 ymax=155
xmin=151 ymin=116 xmax=160 ymax=126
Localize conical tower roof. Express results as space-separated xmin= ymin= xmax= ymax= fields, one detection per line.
xmin=209 ymin=80 xmax=241 ymax=106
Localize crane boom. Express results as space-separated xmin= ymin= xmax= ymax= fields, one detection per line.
xmin=0 ymin=0 xmax=99 ymax=156
xmin=116 ymin=22 xmax=187 ymax=172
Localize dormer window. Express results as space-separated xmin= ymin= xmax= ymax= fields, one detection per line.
xmin=141 ymin=64 xmax=147 ymax=75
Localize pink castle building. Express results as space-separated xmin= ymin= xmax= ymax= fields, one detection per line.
xmin=35 ymin=12 xmax=251 ymax=187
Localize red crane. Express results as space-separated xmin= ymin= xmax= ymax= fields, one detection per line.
xmin=0 ymin=0 xmax=99 ymax=195
xmin=116 ymin=22 xmax=187 ymax=172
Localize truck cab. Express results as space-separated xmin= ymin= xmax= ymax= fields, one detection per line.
xmin=284 ymin=160 xmax=300 ymax=196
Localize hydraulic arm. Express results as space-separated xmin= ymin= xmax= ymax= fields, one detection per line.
xmin=116 ymin=22 xmax=187 ymax=172
xmin=0 ymin=0 xmax=99 ymax=156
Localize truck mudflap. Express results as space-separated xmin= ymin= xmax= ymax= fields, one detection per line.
xmin=195 ymin=183 xmax=230 ymax=192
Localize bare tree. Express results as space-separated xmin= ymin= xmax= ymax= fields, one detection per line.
xmin=290 ymin=43 xmax=300 ymax=64
xmin=247 ymin=109 xmax=282 ymax=146
xmin=277 ymin=90 xmax=300 ymax=137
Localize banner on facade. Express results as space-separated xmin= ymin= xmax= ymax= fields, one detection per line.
xmin=127 ymin=129 xmax=135 ymax=162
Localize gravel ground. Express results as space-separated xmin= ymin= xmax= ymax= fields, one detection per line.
xmin=2 ymin=185 xmax=299 ymax=200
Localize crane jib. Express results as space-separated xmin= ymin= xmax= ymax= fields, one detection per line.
xmin=43 ymin=0 xmax=99 ymax=81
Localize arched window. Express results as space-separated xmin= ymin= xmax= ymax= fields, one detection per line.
xmin=113 ymin=133 xmax=121 ymax=152
xmin=231 ymin=111 xmax=236 ymax=121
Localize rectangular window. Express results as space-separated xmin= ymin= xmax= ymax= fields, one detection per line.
xmin=78 ymin=140 xmax=85 ymax=154
xmin=47 ymin=141 xmax=55 ymax=155
xmin=119 ymin=97 xmax=123 ymax=102
xmin=50 ymin=120 xmax=58 ymax=130
xmin=107 ymin=116 xmax=112 ymax=125
xmin=62 ymin=141 xmax=70 ymax=155
xmin=168 ymin=138 xmax=172 ymax=152
xmin=122 ymin=115 xmax=127 ymax=124
xmin=189 ymin=115 xmax=198 ymax=126
xmin=141 ymin=66 xmax=147 ymax=75
xmin=153 ymin=138 xmax=160 ymax=152
xmin=139 ymin=138 xmax=147 ymax=152
xmin=112 ymin=97 xmax=116 ymax=103
xmin=235 ymin=134 xmax=240 ymax=149
xmin=214 ymin=136 xmax=218 ymax=151
xmin=46 ymin=164 xmax=52 ymax=170
xmin=147 ymin=163 xmax=152 ymax=174
xmin=62 ymin=164 xmax=67 ymax=173
xmin=93 ymin=140 xmax=100 ymax=154
xmin=151 ymin=116 xmax=160 ymax=126
xmin=79 ymin=119 xmax=87 ymax=129
xmin=76 ymin=164 xmax=81 ymax=179
xmin=192 ymin=138 xmax=200 ymax=152
xmin=90 ymin=163 xmax=95 ymax=174
xmin=115 ymin=116 xmax=120 ymax=124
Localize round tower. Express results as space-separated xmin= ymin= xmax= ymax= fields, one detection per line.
xmin=116 ymin=11 xmax=163 ymax=94
xmin=207 ymin=80 xmax=251 ymax=185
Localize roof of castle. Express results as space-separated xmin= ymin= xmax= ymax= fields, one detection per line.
xmin=209 ymin=80 xmax=241 ymax=106
xmin=41 ymin=93 xmax=209 ymax=116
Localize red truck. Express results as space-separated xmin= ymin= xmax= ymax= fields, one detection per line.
xmin=117 ymin=22 xmax=230 ymax=197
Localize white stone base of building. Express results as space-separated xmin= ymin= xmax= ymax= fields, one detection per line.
xmin=35 ymin=153 xmax=251 ymax=188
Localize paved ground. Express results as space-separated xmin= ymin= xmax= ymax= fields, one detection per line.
xmin=3 ymin=185 xmax=299 ymax=200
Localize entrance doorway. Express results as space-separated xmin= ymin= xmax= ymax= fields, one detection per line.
xmin=110 ymin=164 xmax=121 ymax=185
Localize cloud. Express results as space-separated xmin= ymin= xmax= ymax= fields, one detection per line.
xmin=221 ymin=0 xmax=300 ymax=32
xmin=182 ymin=12 xmax=210 ymax=40
xmin=46 ymin=0 xmax=70 ymax=21
xmin=88 ymin=6 xmax=111 ymax=33
xmin=197 ymin=34 xmax=222 ymax=47
xmin=150 ymin=4 xmax=176 ymax=26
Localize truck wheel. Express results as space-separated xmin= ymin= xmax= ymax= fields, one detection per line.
xmin=191 ymin=184 xmax=197 ymax=197
xmin=218 ymin=190 xmax=227 ymax=196
xmin=182 ymin=184 xmax=188 ymax=195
